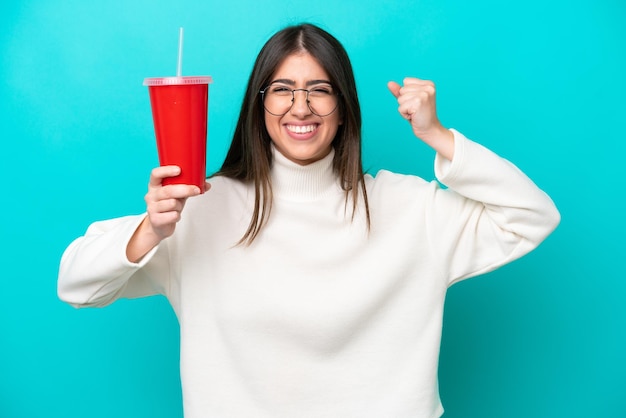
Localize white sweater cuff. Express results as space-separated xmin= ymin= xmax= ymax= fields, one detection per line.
xmin=434 ymin=128 xmax=465 ymax=184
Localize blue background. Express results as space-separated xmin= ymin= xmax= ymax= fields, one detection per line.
xmin=1 ymin=0 xmax=624 ymax=417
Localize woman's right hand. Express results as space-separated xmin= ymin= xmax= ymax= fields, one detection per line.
xmin=126 ymin=165 xmax=210 ymax=262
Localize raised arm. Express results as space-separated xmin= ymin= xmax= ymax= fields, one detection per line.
xmin=387 ymin=77 xmax=559 ymax=284
xmin=58 ymin=165 xmax=208 ymax=308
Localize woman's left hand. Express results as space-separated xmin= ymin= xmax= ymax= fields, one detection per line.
xmin=388 ymin=78 xmax=455 ymax=160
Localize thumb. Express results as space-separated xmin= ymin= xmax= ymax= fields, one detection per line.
xmin=387 ymin=81 xmax=401 ymax=98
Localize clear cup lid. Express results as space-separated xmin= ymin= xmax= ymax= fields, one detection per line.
xmin=143 ymin=76 xmax=213 ymax=86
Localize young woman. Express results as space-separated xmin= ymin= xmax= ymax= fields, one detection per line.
xmin=58 ymin=23 xmax=560 ymax=418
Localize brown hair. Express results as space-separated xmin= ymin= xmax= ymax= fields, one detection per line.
xmin=215 ymin=23 xmax=370 ymax=245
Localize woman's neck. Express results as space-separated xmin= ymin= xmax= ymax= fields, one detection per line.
xmin=270 ymin=146 xmax=338 ymax=201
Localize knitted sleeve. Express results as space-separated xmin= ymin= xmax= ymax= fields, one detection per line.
xmin=57 ymin=215 xmax=171 ymax=308
xmin=431 ymin=129 xmax=560 ymax=285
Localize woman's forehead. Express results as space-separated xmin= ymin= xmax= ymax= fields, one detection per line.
xmin=271 ymin=52 xmax=330 ymax=81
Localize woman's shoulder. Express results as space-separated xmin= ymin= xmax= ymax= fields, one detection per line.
xmin=363 ymin=169 xmax=443 ymax=208
xmin=365 ymin=169 xmax=432 ymax=191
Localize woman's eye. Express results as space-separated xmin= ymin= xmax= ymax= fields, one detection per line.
xmin=271 ymin=86 xmax=291 ymax=94
xmin=310 ymin=87 xmax=332 ymax=96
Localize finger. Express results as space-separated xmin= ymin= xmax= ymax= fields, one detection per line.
xmin=399 ymin=82 xmax=435 ymax=96
xmin=204 ymin=181 xmax=212 ymax=193
xmin=154 ymin=184 xmax=201 ymax=201
xmin=149 ymin=166 xmax=181 ymax=187
xmin=396 ymin=90 xmax=422 ymax=105
xmin=151 ymin=197 xmax=185 ymax=215
xmin=387 ymin=81 xmax=402 ymax=98
xmin=145 ymin=186 xmax=198 ymax=212
xmin=403 ymin=77 xmax=434 ymax=87
xmin=398 ymin=104 xmax=414 ymax=121
xmin=146 ymin=195 xmax=188 ymax=232
xmin=396 ymin=93 xmax=423 ymax=119
xmin=149 ymin=209 xmax=183 ymax=230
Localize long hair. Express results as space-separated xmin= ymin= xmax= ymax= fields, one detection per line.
xmin=215 ymin=23 xmax=370 ymax=245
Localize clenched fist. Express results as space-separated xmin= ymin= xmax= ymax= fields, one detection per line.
xmin=388 ymin=78 xmax=454 ymax=160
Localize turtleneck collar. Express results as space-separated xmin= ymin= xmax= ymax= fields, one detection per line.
xmin=270 ymin=145 xmax=339 ymax=201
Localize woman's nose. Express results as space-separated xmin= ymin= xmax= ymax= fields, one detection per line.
xmin=289 ymin=90 xmax=311 ymax=116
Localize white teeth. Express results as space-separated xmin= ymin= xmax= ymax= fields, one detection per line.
xmin=287 ymin=125 xmax=316 ymax=134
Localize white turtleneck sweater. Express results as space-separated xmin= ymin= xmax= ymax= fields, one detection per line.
xmin=58 ymin=130 xmax=560 ymax=418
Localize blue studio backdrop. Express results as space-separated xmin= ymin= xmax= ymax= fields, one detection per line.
xmin=1 ymin=0 xmax=624 ymax=417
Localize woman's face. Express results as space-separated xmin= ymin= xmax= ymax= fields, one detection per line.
xmin=263 ymin=52 xmax=342 ymax=165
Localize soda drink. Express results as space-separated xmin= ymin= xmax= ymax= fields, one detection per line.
xmin=143 ymin=76 xmax=213 ymax=192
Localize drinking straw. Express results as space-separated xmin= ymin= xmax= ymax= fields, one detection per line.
xmin=177 ymin=27 xmax=184 ymax=77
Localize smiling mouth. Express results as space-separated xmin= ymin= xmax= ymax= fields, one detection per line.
xmin=286 ymin=124 xmax=318 ymax=134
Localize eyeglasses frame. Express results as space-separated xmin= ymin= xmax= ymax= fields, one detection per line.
xmin=259 ymin=83 xmax=341 ymax=117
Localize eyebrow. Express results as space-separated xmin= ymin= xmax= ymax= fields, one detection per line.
xmin=271 ymin=78 xmax=333 ymax=86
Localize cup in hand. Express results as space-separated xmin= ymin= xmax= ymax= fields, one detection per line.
xmin=144 ymin=76 xmax=213 ymax=192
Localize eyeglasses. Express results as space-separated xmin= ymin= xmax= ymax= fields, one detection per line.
xmin=259 ymin=82 xmax=340 ymax=117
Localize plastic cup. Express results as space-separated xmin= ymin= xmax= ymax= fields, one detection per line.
xmin=143 ymin=76 xmax=213 ymax=192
